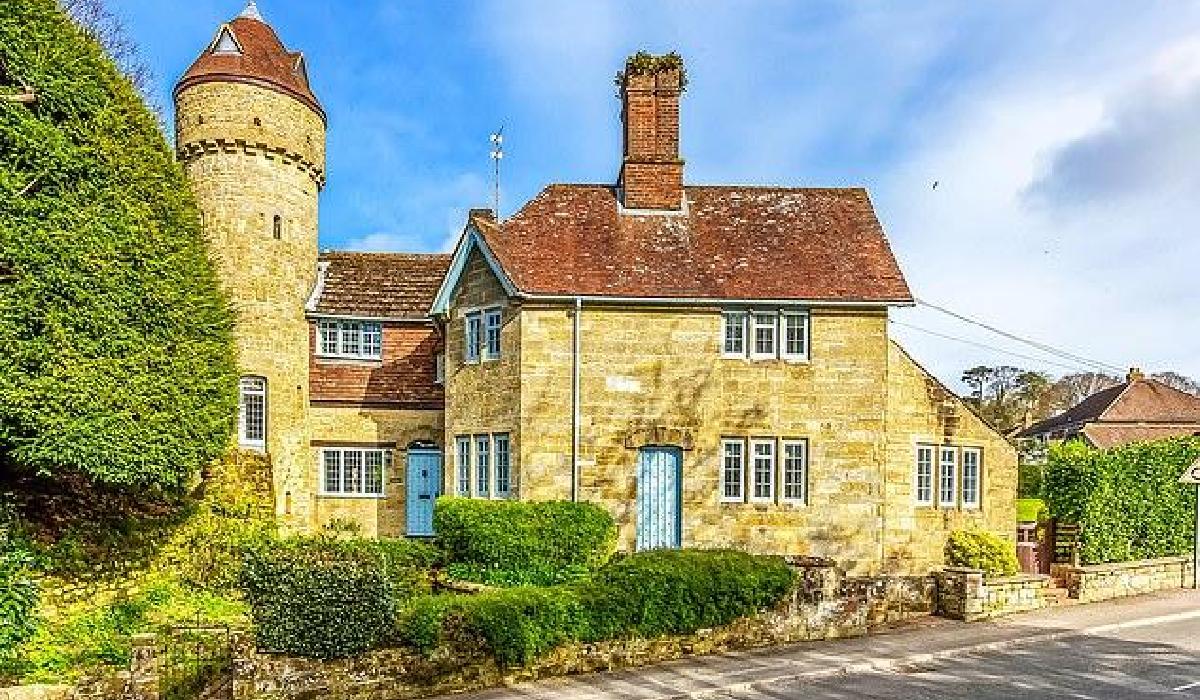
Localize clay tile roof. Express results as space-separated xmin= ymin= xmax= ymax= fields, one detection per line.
xmin=1018 ymin=379 xmax=1200 ymax=441
xmin=1082 ymin=424 xmax=1200 ymax=450
xmin=313 ymin=252 xmax=451 ymax=319
xmin=480 ymin=185 xmax=912 ymax=302
xmin=175 ymin=13 xmax=323 ymax=121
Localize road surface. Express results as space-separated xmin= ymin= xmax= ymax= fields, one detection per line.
xmin=452 ymin=589 xmax=1200 ymax=700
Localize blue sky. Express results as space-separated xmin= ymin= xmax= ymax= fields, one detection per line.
xmin=115 ymin=0 xmax=1200 ymax=388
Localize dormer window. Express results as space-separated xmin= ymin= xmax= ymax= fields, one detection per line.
xmin=317 ymin=319 xmax=383 ymax=360
xmin=211 ymin=26 xmax=242 ymax=55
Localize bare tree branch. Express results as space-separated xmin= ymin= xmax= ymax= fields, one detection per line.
xmin=57 ymin=0 xmax=159 ymax=114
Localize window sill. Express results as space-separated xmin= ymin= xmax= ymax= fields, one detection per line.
xmin=316 ymin=356 xmax=383 ymax=365
xmin=720 ymin=355 xmax=810 ymax=364
xmin=317 ymin=493 xmax=388 ymax=500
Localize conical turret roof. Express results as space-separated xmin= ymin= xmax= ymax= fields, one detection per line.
xmin=175 ymin=3 xmax=324 ymax=122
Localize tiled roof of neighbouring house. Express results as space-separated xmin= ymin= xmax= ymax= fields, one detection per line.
xmin=475 ymin=185 xmax=913 ymax=303
xmin=1017 ymin=378 xmax=1200 ymax=441
xmin=176 ymin=14 xmax=324 ymax=119
xmin=312 ymin=252 xmax=452 ymax=319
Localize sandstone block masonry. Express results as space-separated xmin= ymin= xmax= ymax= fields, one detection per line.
xmin=175 ymin=80 xmax=325 ymax=533
xmin=444 ymin=255 xmax=1018 ymax=575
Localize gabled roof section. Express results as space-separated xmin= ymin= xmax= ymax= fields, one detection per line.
xmin=473 ymin=185 xmax=913 ymax=303
xmin=429 ymin=216 xmax=520 ymax=316
xmin=176 ymin=12 xmax=324 ymax=121
xmin=1018 ymin=378 xmax=1200 ymax=439
xmin=311 ymin=252 xmax=451 ymax=320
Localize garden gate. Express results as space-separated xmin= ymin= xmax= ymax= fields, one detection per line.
xmin=160 ymin=619 xmax=233 ymax=700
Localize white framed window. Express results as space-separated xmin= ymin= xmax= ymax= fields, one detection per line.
xmin=238 ymin=376 xmax=266 ymax=450
xmin=720 ymin=438 xmax=745 ymax=502
xmin=939 ymin=446 xmax=958 ymax=507
xmin=781 ymin=313 xmax=809 ymax=361
xmin=464 ymin=312 xmax=482 ymax=363
xmin=316 ymin=319 xmax=383 ymax=360
xmin=319 ymin=447 xmax=390 ymax=497
xmin=475 ymin=434 xmax=491 ymax=497
xmin=434 ymin=353 xmax=446 ymax=385
xmin=722 ymin=312 xmax=747 ymax=357
xmin=915 ymin=445 xmax=934 ymax=506
xmin=962 ymin=447 xmax=981 ymax=509
xmin=455 ymin=436 xmax=471 ymax=496
xmin=484 ymin=308 xmax=502 ymax=360
xmin=751 ymin=313 xmax=777 ymax=359
xmin=750 ymin=439 xmax=775 ymax=502
xmin=494 ymin=434 xmax=511 ymax=497
xmin=781 ymin=439 xmax=808 ymax=504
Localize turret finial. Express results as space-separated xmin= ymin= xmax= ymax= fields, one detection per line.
xmin=238 ymin=1 xmax=264 ymax=21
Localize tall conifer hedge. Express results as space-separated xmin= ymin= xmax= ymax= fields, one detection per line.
xmin=0 ymin=0 xmax=237 ymax=490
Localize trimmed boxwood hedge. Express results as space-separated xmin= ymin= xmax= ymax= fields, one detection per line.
xmin=1043 ymin=436 xmax=1200 ymax=564
xmin=395 ymin=549 xmax=797 ymax=667
xmin=240 ymin=537 xmax=439 ymax=659
xmin=434 ymin=498 xmax=617 ymax=586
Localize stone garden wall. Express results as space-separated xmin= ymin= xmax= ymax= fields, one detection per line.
xmin=1053 ymin=556 xmax=1195 ymax=603
xmin=229 ymin=558 xmax=935 ymax=700
xmin=935 ymin=567 xmax=1050 ymax=621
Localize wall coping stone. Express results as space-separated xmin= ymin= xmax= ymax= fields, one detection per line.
xmin=1064 ymin=556 xmax=1192 ymax=574
xmin=987 ymin=574 xmax=1050 ymax=585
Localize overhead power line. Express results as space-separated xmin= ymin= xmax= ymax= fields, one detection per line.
xmin=913 ymin=297 xmax=1125 ymax=374
xmin=889 ymin=320 xmax=1105 ymax=375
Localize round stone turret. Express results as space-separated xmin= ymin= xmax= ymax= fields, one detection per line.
xmin=174 ymin=2 xmax=323 ymax=531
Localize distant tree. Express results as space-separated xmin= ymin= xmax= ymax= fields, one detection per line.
xmin=961 ymin=366 xmax=993 ymax=406
xmin=1044 ymin=372 xmax=1122 ymax=414
xmin=58 ymin=0 xmax=154 ymax=100
xmin=0 ymin=0 xmax=237 ymax=491
xmin=1151 ymin=371 xmax=1200 ymax=397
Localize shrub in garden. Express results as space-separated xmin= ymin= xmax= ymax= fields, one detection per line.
xmin=944 ymin=530 xmax=1019 ymax=578
xmin=0 ymin=528 xmax=39 ymax=658
xmin=1042 ymin=436 xmax=1199 ymax=564
xmin=434 ymin=498 xmax=616 ymax=586
xmin=581 ymin=549 xmax=796 ymax=640
xmin=0 ymin=0 xmax=238 ymax=492
xmin=394 ymin=549 xmax=797 ymax=667
xmin=240 ymin=539 xmax=398 ymax=659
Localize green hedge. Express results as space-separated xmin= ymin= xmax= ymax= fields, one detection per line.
xmin=434 ymin=498 xmax=616 ymax=586
xmin=944 ymin=530 xmax=1019 ymax=578
xmin=240 ymin=537 xmax=438 ymax=659
xmin=0 ymin=0 xmax=238 ymax=491
xmin=395 ymin=549 xmax=796 ymax=667
xmin=1042 ymin=437 xmax=1199 ymax=564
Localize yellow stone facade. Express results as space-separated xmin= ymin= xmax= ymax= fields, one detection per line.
xmin=444 ymin=253 xmax=1018 ymax=575
xmin=175 ymin=80 xmax=325 ymax=532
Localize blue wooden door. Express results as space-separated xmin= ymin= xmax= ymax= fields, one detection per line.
xmin=406 ymin=450 xmax=441 ymax=536
xmin=636 ymin=447 xmax=682 ymax=550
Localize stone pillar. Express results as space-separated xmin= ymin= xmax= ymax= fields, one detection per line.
xmin=126 ymin=633 xmax=159 ymax=700
xmin=230 ymin=631 xmax=258 ymax=700
xmin=936 ymin=567 xmax=985 ymax=620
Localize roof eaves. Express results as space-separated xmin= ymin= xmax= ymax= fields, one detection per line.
xmin=428 ymin=222 xmax=519 ymax=316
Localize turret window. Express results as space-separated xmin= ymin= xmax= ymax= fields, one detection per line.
xmin=272 ymin=214 xmax=282 ymax=240
xmin=238 ymin=376 xmax=267 ymax=451
xmin=317 ymin=319 xmax=383 ymax=360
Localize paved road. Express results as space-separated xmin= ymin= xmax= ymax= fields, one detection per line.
xmin=453 ymin=589 xmax=1200 ymax=700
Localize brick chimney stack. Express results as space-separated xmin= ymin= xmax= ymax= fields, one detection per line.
xmin=1127 ymin=367 xmax=1145 ymax=382
xmin=618 ymin=54 xmax=684 ymax=211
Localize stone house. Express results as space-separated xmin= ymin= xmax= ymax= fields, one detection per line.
xmin=174 ymin=3 xmax=1016 ymax=574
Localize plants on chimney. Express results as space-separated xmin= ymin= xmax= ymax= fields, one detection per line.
xmin=614 ymin=51 xmax=688 ymax=94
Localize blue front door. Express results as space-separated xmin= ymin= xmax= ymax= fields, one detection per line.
xmin=406 ymin=450 xmax=441 ymax=536
xmin=636 ymin=447 xmax=682 ymax=550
